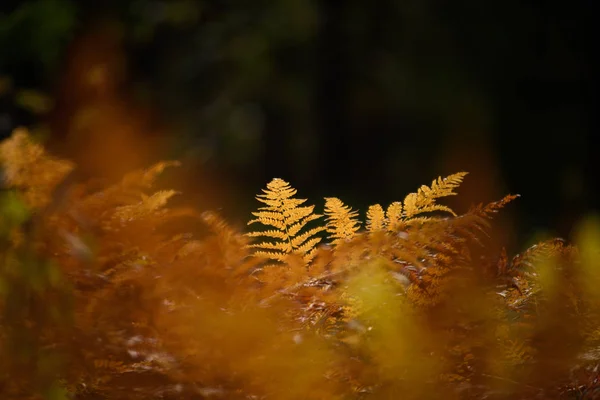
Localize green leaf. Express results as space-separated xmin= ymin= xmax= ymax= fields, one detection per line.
xmin=0 ymin=192 xmax=31 ymax=232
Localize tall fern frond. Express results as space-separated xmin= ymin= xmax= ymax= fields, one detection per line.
xmin=386 ymin=201 xmax=403 ymax=231
xmin=403 ymin=172 xmax=467 ymax=218
xmin=324 ymin=197 xmax=361 ymax=245
xmin=366 ymin=204 xmax=386 ymax=232
xmin=247 ymin=178 xmax=324 ymax=264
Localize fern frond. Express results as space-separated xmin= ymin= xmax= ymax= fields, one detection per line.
xmin=200 ymin=210 xmax=248 ymax=249
xmin=386 ymin=201 xmax=403 ymax=231
xmin=403 ymin=172 xmax=468 ymax=218
xmin=246 ymin=178 xmax=325 ymax=265
xmin=366 ymin=204 xmax=386 ymax=232
xmin=324 ymin=197 xmax=361 ymax=245
xmin=509 ymin=238 xmax=569 ymax=276
xmin=453 ymin=194 xmax=520 ymax=244
xmin=120 ymin=161 xmax=181 ymax=190
xmin=479 ymin=194 xmax=520 ymax=215
xmin=112 ymin=190 xmax=179 ymax=223
xmin=78 ymin=161 xmax=181 ymax=220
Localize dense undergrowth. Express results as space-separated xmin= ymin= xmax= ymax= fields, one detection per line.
xmin=1 ymin=129 xmax=599 ymax=399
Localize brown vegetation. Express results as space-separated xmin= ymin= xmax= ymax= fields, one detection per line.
xmin=1 ymin=130 xmax=599 ymax=399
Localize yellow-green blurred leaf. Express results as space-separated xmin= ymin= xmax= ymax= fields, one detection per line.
xmin=15 ymin=89 xmax=54 ymax=114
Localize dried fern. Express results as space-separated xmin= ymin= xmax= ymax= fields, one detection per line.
xmin=386 ymin=201 xmax=403 ymax=231
xmin=324 ymin=197 xmax=361 ymax=245
xmin=402 ymin=172 xmax=467 ymax=219
xmin=247 ymin=178 xmax=325 ymax=264
xmin=366 ymin=204 xmax=386 ymax=232
xmin=112 ymin=190 xmax=179 ymax=223
xmin=361 ymin=173 xmax=467 ymax=237
xmin=78 ymin=161 xmax=182 ymax=220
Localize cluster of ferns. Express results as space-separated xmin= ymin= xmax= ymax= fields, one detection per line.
xmin=1 ymin=129 xmax=599 ymax=400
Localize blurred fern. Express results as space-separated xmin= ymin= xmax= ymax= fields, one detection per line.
xmin=1 ymin=129 xmax=599 ymax=399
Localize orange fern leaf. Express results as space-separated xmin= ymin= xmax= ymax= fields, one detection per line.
xmin=324 ymin=197 xmax=361 ymax=245
xmin=386 ymin=201 xmax=403 ymax=231
xmin=112 ymin=190 xmax=179 ymax=223
xmin=120 ymin=160 xmax=181 ymax=190
xmin=247 ymin=178 xmax=325 ymax=264
xmin=366 ymin=204 xmax=386 ymax=232
xmin=403 ymin=172 xmax=467 ymax=218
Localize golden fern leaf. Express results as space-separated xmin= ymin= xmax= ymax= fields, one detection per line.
xmin=247 ymin=178 xmax=325 ymax=264
xmin=386 ymin=201 xmax=403 ymax=231
xmin=324 ymin=197 xmax=361 ymax=245
xmin=403 ymin=172 xmax=468 ymax=218
xmin=366 ymin=204 xmax=386 ymax=232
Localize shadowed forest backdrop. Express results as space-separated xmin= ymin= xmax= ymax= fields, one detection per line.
xmin=1 ymin=0 xmax=595 ymax=245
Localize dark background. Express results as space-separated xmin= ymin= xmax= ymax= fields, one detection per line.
xmin=1 ymin=0 xmax=596 ymax=249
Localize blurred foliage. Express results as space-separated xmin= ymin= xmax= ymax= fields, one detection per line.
xmin=1 ymin=129 xmax=600 ymax=399
xmin=0 ymin=177 xmax=72 ymax=398
xmin=0 ymin=0 xmax=77 ymax=76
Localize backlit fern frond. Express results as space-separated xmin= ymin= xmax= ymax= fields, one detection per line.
xmin=386 ymin=201 xmax=403 ymax=231
xmin=403 ymin=172 xmax=467 ymax=218
xmin=366 ymin=204 xmax=386 ymax=232
xmin=247 ymin=178 xmax=324 ymax=264
xmin=324 ymin=197 xmax=361 ymax=245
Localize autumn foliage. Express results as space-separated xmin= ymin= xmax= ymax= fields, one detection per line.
xmin=1 ymin=129 xmax=599 ymax=399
